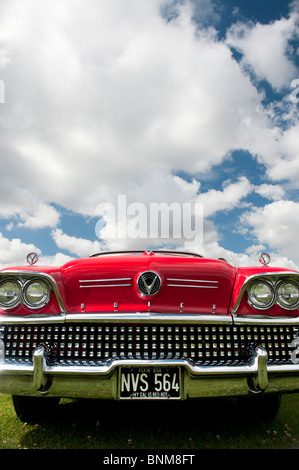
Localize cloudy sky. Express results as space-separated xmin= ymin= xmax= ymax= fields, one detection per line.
xmin=0 ymin=0 xmax=298 ymax=269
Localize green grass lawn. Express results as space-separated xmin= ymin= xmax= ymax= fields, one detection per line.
xmin=0 ymin=393 xmax=299 ymax=450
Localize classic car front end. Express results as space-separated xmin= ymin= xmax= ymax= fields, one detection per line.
xmin=1 ymin=250 xmax=299 ymax=421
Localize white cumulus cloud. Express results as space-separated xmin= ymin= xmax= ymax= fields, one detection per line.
xmin=0 ymin=0 xmax=298 ymax=269
xmin=0 ymin=232 xmax=39 ymax=268
xmin=241 ymin=200 xmax=299 ymax=266
xmin=51 ymin=228 xmax=104 ymax=257
xmin=0 ymin=0 xmax=288 ymax=218
xmin=226 ymin=8 xmax=299 ymax=90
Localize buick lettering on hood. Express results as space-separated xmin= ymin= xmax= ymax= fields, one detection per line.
xmin=1 ymin=249 xmax=299 ymax=421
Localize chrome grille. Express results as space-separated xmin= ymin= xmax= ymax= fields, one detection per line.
xmin=2 ymin=323 xmax=297 ymax=366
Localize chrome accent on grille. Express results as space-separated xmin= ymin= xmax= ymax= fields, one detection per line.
xmin=0 ymin=313 xmax=231 ymax=325
xmin=249 ymin=346 xmax=268 ymax=392
xmin=233 ymin=314 xmax=299 ymax=325
xmin=2 ymin=322 xmax=297 ymax=367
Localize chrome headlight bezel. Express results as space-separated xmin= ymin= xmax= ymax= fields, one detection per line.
xmin=0 ymin=271 xmax=65 ymax=313
xmin=276 ymin=280 xmax=299 ymax=309
xmin=0 ymin=275 xmax=52 ymax=310
xmin=23 ymin=279 xmax=51 ymax=309
xmin=0 ymin=279 xmax=22 ymax=309
xmin=247 ymin=280 xmax=275 ymax=310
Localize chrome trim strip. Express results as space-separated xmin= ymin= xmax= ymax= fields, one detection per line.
xmin=0 ymin=314 xmax=66 ymax=325
xmin=79 ymin=278 xmax=132 ymax=288
xmin=166 ymin=278 xmax=218 ymax=288
xmin=79 ymin=278 xmax=132 ymax=282
xmin=1 ymin=311 xmax=299 ymax=326
xmin=267 ymin=364 xmax=299 ymax=373
xmin=89 ymin=250 xmax=203 ymax=258
xmin=232 ymin=313 xmax=299 ymax=325
xmin=166 ymin=278 xmax=218 ymax=283
xmin=167 ymin=284 xmax=218 ymax=288
xmin=0 ymin=312 xmax=232 ymax=325
xmin=0 ymin=271 xmax=66 ymax=313
xmin=80 ymin=284 xmax=132 ymax=288
xmin=64 ymin=312 xmax=233 ymax=324
xmin=0 ymin=364 xmax=33 ymax=374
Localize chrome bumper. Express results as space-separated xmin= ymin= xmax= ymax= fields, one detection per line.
xmin=1 ymin=345 xmax=299 ymax=400
xmin=1 ymin=312 xmax=299 ymax=400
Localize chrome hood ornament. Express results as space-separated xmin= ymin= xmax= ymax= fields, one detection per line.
xmin=26 ymin=252 xmax=39 ymax=265
xmin=259 ymin=252 xmax=271 ymax=266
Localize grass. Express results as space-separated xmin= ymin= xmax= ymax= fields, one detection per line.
xmin=0 ymin=393 xmax=299 ymax=450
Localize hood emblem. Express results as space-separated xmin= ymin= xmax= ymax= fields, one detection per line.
xmin=137 ymin=271 xmax=162 ymax=296
xmin=26 ymin=252 xmax=39 ymax=265
xmin=259 ymin=252 xmax=271 ymax=266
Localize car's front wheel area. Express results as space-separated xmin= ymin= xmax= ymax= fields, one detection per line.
xmin=12 ymin=395 xmax=60 ymax=423
xmin=237 ymin=394 xmax=282 ymax=421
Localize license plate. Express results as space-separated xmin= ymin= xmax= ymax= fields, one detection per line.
xmin=119 ymin=366 xmax=181 ymax=399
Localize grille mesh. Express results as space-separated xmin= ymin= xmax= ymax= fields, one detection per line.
xmin=2 ymin=322 xmax=297 ymax=366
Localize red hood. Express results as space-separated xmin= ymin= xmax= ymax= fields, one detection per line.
xmin=61 ymin=253 xmax=237 ymax=315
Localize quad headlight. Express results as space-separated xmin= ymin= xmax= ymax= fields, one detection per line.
xmin=247 ymin=281 xmax=275 ymax=310
xmin=23 ymin=280 xmax=50 ymax=308
xmin=0 ymin=280 xmax=21 ymax=308
xmin=247 ymin=278 xmax=299 ymax=311
xmin=276 ymin=281 xmax=299 ymax=309
xmin=0 ymin=277 xmax=51 ymax=310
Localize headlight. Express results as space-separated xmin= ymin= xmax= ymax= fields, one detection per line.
xmin=276 ymin=281 xmax=299 ymax=309
xmin=248 ymin=281 xmax=275 ymax=309
xmin=0 ymin=280 xmax=21 ymax=308
xmin=23 ymin=280 xmax=50 ymax=308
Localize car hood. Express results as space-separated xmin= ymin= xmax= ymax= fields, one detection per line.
xmin=61 ymin=253 xmax=237 ymax=315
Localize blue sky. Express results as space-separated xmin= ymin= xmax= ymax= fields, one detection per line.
xmin=0 ymin=0 xmax=298 ymax=269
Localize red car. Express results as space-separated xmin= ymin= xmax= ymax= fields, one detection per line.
xmin=0 ymin=250 xmax=299 ymax=421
